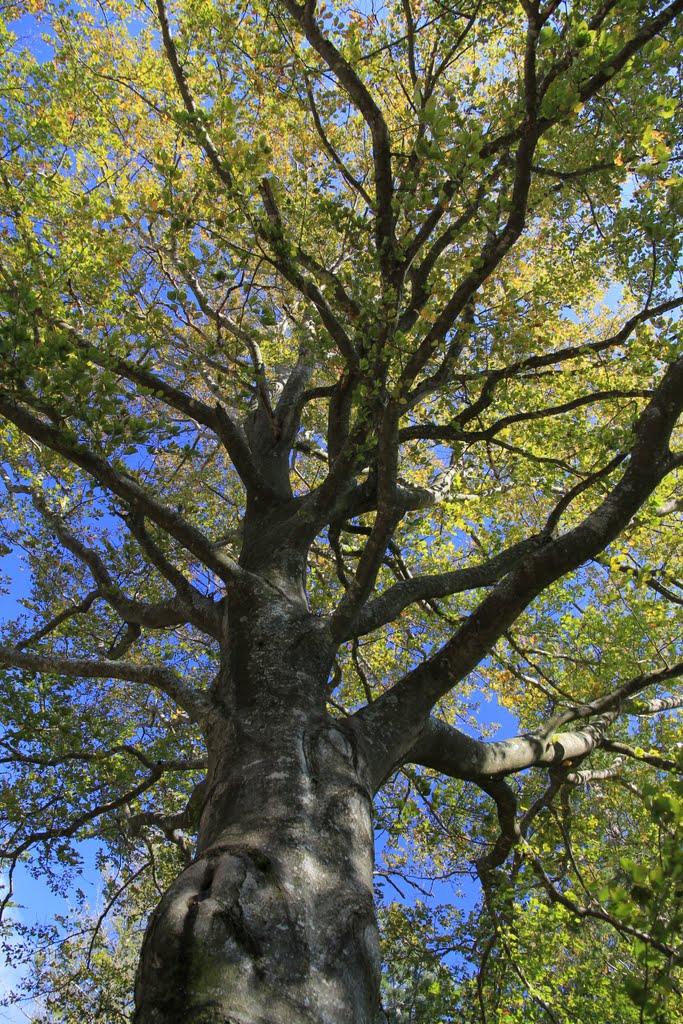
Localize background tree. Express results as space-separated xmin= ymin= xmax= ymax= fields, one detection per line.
xmin=1 ymin=0 xmax=683 ymax=1020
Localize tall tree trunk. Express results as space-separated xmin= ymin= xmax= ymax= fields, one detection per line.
xmin=134 ymin=586 xmax=383 ymax=1024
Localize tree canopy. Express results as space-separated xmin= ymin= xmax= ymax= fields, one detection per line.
xmin=1 ymin=0 xmax=683 ymax=1019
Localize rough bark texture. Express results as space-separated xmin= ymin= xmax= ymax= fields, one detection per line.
xmin=134 ymin=579 xmax=382 ymax=1024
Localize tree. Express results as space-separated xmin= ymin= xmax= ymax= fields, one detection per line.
xmin=1 ymin=0 xmax=683 ymax=1018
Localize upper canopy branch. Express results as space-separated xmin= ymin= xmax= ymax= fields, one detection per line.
xmin=478 ymin=0 xmax=683 ymax=167
xmin=394 ymin=0 xmax=682 ymax=361
xmin=155 ymin=0 xmax=234 ymax=191
xmin=155 ymin=1 xmax=360 ymax=375
xmin=303 ymin=76 xmax=373 ymax=208
xmin=277 ymin=0 xmax=398 ymax=283
xmin=575 ymin=0 xmax=683 ymax=105
xmin=257 ymin=220 xmax=359 ymax=370
xmin=397 ymin=52 xmax=541 ymax=390
xmin=399 ymin=176 xmax=497 ymax=333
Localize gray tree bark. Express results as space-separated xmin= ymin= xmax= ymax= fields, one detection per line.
xmin=133 ymin=577 xmax=383 ymax=1024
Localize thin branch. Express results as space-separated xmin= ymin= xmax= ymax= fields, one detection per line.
xmin=602 ymin=739 xmax=681 ymax=774
xmin=278 ymin=0 xmax=397 ymax=282
xmin=529 ymin=854 xmax=676 ymax=957
xmin=0 ymin=742 xmax=206 ymax=773
xmin=155 ymin=0 xmax=234 ymax=189
xmin=29 ymin=490 xmax=205 ymax=634
xmin=401 ymin=391 xmax=649 ymax=446
xmin=304 ymin=77 xmax=373 ymax=207
xmin=124 ymin=507 xmax=222 ymax=638
xmin=0 ymin=767 xmax=166 ymax=860
xmin=51 ymin=316 xmax=269 ymax=501
xmin=15 ymin=590 xmax=99 ymax=650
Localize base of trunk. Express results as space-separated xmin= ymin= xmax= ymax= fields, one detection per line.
xmin=134 ymin=721 xmax=382 ymax=1024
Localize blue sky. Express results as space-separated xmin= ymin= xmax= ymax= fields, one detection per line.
xmin=0 ymin=556 xmax=61 ymax=1022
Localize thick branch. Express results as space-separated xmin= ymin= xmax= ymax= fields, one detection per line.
xmin=0 ymin=648 xmax=209 ymax=723
xmin=403 ymin=715 xmax=611 ymax=784
xmin=329 ymin=405 xmax=401 ymax=639
xmin=353 ymin=354 xmax=683 ymax=786
xmin=344 ymin=532 xmax=548 ymax=641
xmin=628 ymin=694 xmax=683 ymax=715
